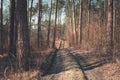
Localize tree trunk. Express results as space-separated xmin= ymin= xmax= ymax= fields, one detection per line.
xmin=29 ymin=0 xmax=33 ymax=35
xmin=0 ymin=0 xmax=3 ymax=53
xmin=87 ymin=0 xmax=90 ymax=50
xmin=52 ymin=0 xmax=58 ymax=48
xmin=8 ymin=0 xmax=16 ymax=57
xmin=107 ymin=0 xmax=113 ymax=55
xmin=16 ymin=0 xmax=30 ymax=71
xmin=71 ymin=0 xmax=76 ymax=46
xmin=104 ymin=0 xmax=107 ymax=28
xmin=73 ymin=0 xmax=78 ymax=45
xmin=47 ymin=0 xmax=52 ymax=48
xmin=113 ymin=0 xmax=116 ymax=58
xmin=79 ymin=0 xmax=83 ymax=47
xmin=38 ymin=0 xmax=42 ymax=48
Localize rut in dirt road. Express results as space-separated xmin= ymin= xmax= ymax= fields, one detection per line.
xmin=70 ymin=50 xmax=104 ymax=80
xmin=41 ymin=49 xmax=86 ymax=80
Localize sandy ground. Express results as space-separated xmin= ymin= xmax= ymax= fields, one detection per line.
xmin=41 ymin=49 xmax=85 ymax=80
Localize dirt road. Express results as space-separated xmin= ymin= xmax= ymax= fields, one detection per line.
xmin=41 ymin=49 xmax=85 ymax=80
xmin=41 ymin=49 xmax=103 ymax=80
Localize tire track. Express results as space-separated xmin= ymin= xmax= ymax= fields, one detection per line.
xmin=41 ymin=49 xmax=86 ymax=80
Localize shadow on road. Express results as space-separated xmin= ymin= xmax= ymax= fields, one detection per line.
xmin=70 ymin=51 xmax=110 ymax=71
xmin=43 ymin=49 xmax=82 ymax=76
xmin=42 ymin=48 xmax=111 ymax=80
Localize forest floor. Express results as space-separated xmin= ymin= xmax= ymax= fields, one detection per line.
xmin=0 ymin=48 xmax=120 ymax=80
xmin=69 ymin=48 xmax=120 ymax=80
xmin=41 ymin=48 xmax=104 ymax=80
xmin=41 ymin=48 xmax=120 ymax=80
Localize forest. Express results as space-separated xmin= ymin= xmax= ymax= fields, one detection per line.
xmin=0 ymin=0 xmax=120 ymax=80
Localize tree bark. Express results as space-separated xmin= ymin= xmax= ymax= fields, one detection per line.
xmin=52 ymin=0 xmax=58 ymax=48
xmin=71 ymin=0 xmax=76 ymax=45
xmin=38 ymin=0 xmax=42 ymax=48
xmin=29 ymin=0 xmax=33 ymax=35
xmin=8 ymin=0 xmax=16 ymax=57
xmin=47 ymin=0 xmax=52 ymax=48
xmin=16 ymin=0 xmax=30 ymax=71
xmin=0 ymin=0 xmax=3 ymax=53
xmin=107 ymin=0 xmax=113 ymax=55
xmin=87 ymin=0 xmax=90 ymax=50
xmin=79 ymin=0 xmax=83 ymax=47
xmin=73 ymin=0 xmax=78 ymax=45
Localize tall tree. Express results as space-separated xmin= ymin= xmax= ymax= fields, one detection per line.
xmin=79 ymin=0 xmax=83 ymax=47
xmin=8 ymin=0 xmax=16 ymax=56
xmin=52 ymin=0 xmax=58 ymax=48
xmin=107 ymin=0 xmax=113 ymax=55
xmin=87 ymin=0 xmax=91 ymax=50
xmin=68 ymin=0 xmax=75 ymax=46
xmin=16 ymin=0 xmax=30 ymax=71
xmin=0 ymin=0 xmax=3 ymax=53
xmin=38 ymin=0 xmax=42 ymax=48
xmin=47 ymin=0 xmax=52 ymax=48
xmin=29 ymin=0 xmax=33 ymax=33
xmin=73 ymin=0 xmax=78 ymax=45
